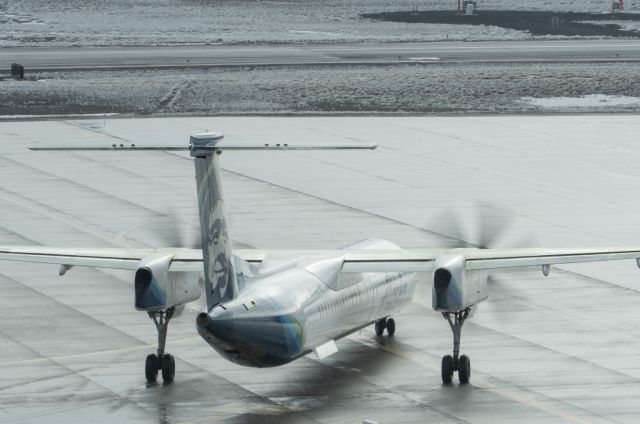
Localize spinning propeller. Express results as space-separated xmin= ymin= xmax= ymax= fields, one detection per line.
xmin=422 ymin=203 xmax=536 ymax=315
xmin=154 ymin=209 xmax=201 ymax=249
xmin=435 ymin=202 xmax=531 ymax=250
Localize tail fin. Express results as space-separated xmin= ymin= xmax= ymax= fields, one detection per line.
xmin=191 ymin=133 xmax=238 ymax=307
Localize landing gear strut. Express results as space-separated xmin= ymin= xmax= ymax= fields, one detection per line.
xmin=145 ymin=307 xmax=176 ymax=383
xmin=441 ymin=308 xmax=471 ymax=384
xmin=374 ymin=317 xmax=396 ymax=336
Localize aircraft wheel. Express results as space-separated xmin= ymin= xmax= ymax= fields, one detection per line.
xmin=145 ymin=354 xmax=159 ymax=383
xmin=386 ymin=318 xmax=396 ymax=336
xmin=161 ymin=353 xmax=175 ymax=383
xmin=441 ymin=355 xmax=454 ymax=384
xmin=458 ymin=355 xmax=471 ymax=384
xmin=374 ymin=319 xmax=386 ymax=336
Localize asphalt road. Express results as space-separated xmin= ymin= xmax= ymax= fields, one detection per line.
xmin=1 ymin=39 xmax=639 ymax=70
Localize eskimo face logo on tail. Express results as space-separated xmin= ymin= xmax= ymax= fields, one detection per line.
xmin=208 ymin=218 xmax=224 ymax=245
xmin=214 ymin=251 xmax=233 ymax=298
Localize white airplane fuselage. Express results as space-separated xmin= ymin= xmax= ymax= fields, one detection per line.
xmin=197 ymin=240 xmax=416 ymax=367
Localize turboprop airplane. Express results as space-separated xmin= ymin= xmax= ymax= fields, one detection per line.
xmin=2 ymin=132 xmax=640 ymax=385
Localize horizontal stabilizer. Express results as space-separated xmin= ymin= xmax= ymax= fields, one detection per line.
xmin=30 ymin=143 xmax=377 ymax=151
xmin=31 ymin=134 xmax=377 ymax=153
xmin=30 ymin=144 xmax=188 ymax=151
xmin=30 ymin=132 xmax=377 ymax=153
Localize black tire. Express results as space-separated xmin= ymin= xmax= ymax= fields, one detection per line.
xmin=145 ymin=354 xmax=159 ymax=383
xmin=386 ymin=318 xmax=396 ymax=336
xmin=162 ymin=353 xmax=175 ymax=383
xmin=441 ymin=355 xmax=454 ymax=384
xmin=458 ymin=355 xmax=471 ymax=384
xmin=374 ymin=319 xmax=385 ymax=336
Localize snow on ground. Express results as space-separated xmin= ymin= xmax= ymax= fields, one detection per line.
xmin=0 ymin=0 xmax=638 ymax=47
xmin=3 ymin=62 xmax=639 ymax=115
xmin=521 ymin=94 xmax=640 ymax=109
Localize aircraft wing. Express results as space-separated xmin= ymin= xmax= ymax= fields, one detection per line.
xmin=0 ymin=246 xmax=204 ymax=272
xmin=1 ymin=246 xmax=639 ymax=275
xmin=462 ymin=247 xmax=640 ymax=270
xmin=237 ymin=246 xmax=640 ymax=272
xmin=238 ymin=247 xmax=640 ymax=273
xmin=233 ymin=248 xmax=448 ymax=272
xmin=0 ymin=246 xmax=444 ymax=275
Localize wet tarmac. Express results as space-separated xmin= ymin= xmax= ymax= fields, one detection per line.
xmin=2 ymin=115 xmax=640 ymax=423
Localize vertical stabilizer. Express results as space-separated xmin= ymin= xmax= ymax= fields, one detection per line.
xmin=191 ymin=133 xmax=238 ymax=308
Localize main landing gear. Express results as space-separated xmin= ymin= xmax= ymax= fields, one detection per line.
xmin=441 ymin=308 xmax=471 ymax=385
xmin=374 ymin=317 xmax=396 ymax=336
xmin=145 ymin=307 xmax=176 ymax=384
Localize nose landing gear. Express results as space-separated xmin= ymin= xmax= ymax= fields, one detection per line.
xmin=441 ymin=308 xmax=471 ymax=384
xmin=145 ymin=307 xmax=176 ymax=384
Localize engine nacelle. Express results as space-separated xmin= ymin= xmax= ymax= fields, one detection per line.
xmin=134 ymin=254 xmax=201 ymax=311
xmin=432 ymin=254 xmax=489 ymax=312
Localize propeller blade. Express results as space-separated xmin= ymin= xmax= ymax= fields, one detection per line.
xmin=428 ymin=203 xmax=536 ymax=316
xmin=474 ymin=203 xmax=513 ymax=248
xmin=433 ymin=202 xmax=532 ymax=249
xmin=431 ymin=209 xmax=472 ymax=248
xmin=152 ymin=208 xmax=201 ymax=249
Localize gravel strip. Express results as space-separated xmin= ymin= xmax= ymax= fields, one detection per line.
xmin=2 ymin=62 xmax=640 ymax=115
